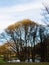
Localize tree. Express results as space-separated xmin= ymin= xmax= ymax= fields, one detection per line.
xmin=0 ymin=43 xmax=12 ymax=61
xmin=30 ymin=25 xmax=38 ymax=62
xmin=4 ymin=19 xmax=37 ymax=62
xmin=41 ymin=2 xmax=49 ymax=61
xmin=1 ymin=19 xmax=49 ymax=62
xmin=38 ymin=25 xmax=47 ymax=62
xmin=42 ymin=2 xmax=49 ymax=26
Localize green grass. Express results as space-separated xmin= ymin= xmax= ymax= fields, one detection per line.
xmin=0 ymin=58 xmax=5 ymax=63
xmin=0 ymin=62 xmax=49 ymax=65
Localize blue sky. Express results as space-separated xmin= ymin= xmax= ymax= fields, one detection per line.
xmin=0 ymin=0 xmax=34 ymax=6
xmin=0 ymin=0 xmax=48 ymax=33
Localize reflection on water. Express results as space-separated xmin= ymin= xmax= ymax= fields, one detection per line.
xmin=8 ymin=58 xmax=40 ymax=62
xmin=25 ymin=58 xmax=40 ymax=62
xmin=8 ymin=59 xmax=20 ymax=63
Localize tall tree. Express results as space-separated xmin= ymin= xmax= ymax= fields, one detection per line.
xmin=1 ymin=19 xmax=38 ymax=62
xmin=39 ymin=25 xmax=47 ymax=62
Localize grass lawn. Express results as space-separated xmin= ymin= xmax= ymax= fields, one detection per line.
xmin=0 ymin=58 xmax=5 ymax=63
xmin=0 ymin=62 xmax=49 ymax=65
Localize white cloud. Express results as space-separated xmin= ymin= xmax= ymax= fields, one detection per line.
xmin=0 ymin=2 xmax=42 ymax=13
xmin=43 ymin=0 xmax=49 ymax=7
xmin=0 ymin=1 xmax=43 ymax=32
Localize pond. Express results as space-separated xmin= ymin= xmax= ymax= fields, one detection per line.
xmin=25 ymin=58 xmax=40 ymax=62
xmin=8 ymin=58 xmax=40 ymax=63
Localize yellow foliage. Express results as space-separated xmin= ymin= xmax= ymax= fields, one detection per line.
xmin=7 ymin=19 xmax=37 ymax=30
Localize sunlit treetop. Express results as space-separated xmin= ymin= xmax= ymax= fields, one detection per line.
xmin=7 ymin=19 xmax=37 ymax=30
